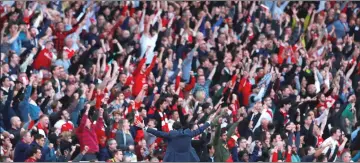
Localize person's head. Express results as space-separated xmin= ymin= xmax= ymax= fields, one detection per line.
xmin=113 ymin=150 xmax=124 ymax=161
xmin=147 ymin=119 xmax=157 ymax=128
xmin=240 ymin=151 xmax=249 ymax=161
xmin=304 ymin=115 xmax=312 ymax=125
xmin=197 ymin=75 xmax=206 ymax=85
xmin=9 ymin=53 xmax=20 ymax=65
xmin=107 ymin=139 xmax=117 ymax=151
xmin=8 ymin=23 xmax=19 ymax=34
xmin=1 ymin=62 xmax=9 ymax=74
xmin=304 ymin=146 xmax=315 ymax=155
xmin=29 ymin=146 xmax=42 ymax=160
xmin=112 ymin=111 xmax=121 ymax=122
xmin=89 ymin=25 xmax=98 ymax=34
xmin=195 ymin=90 xmax=206 ymax=102
xmin=330 ymin=127 xmax=341 ymax=140
xmin=280 ymin=100 xmax=291 ymax=111
xmin=171 ymin=111 xmax=179 ymax=121
xmin=10 ymin=116 xmax=21 ymax=129
xmin=207 ymin=144 xmax=215 ymax=155
xmin=264 ymin=96 xmax=272 ymax=107
xmin=34 ymin=134 xmax=45 ymax=147
xmin=1 ymin=76 xmax=10 ymax=88
xmin=39 ymin=115 xmax=49 ymax=128
xmin=56 ymin=22 xmax=65 ymax=32
xmin=21 ymin=131 xmax=33 ymax=144
xmin=348 ymin=94 xmax=356 ymax=103
xmin=139 ymin=107 xmax=147 ymax=118
xmin=120 ymin=119 xmax=130 ymax=131
xmin=307 ymin=84 xmax=316 ymax=95
xmin=316 ymin=154 xmax=328 ymax=162
xmin=64 ymin=37 xmax=73 ymax=48
xmin=172 ymin=121 xmax=182 ymax=130
xmin=51 ymin=65 xmax=61 ymax=78
xmin=341 ymin=151 xmax=352 ymax=162
xmin=156 ymin=98 xmax=168 ymax=110
xmin=60 ymin=110 xmax=70 ymax=121
xmin=271 ymin=133 xmax=282 ymax=144
xmin=150 ymin=157 xmax=159 ymax=162
xmin=281 ymin=86 xmax=291 ymax=97
xmin=339 ymin=13 xmax=347 ymax=23
xmin=221 ymin=129 xmax=228 ymax=141
xmin=239 ymin=137 xmax=247 ymax=149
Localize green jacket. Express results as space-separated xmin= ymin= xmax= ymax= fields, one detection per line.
xmin=213 ymin=121 xmax=240 ymax=162
xmin=341 ymin=103 xmax=354 ymax=123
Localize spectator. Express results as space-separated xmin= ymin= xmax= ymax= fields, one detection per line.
xmin=98 ymin=138 xmax=118 ymax=161
xmin=25 ymin=146 xmax=42 ymax=162
xmin=136 ymin=113 xmax=216 ymax=162
xmin=106 ymin=149 xmax=124 ymax=162
xmin=13 ymin=131 xmax=32 ymax=162
xmin=200 ymin=144 xmax=216 ymax=162
xmin=76 ymin=105 xmax=104 ymax=161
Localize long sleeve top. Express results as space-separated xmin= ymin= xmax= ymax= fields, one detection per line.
xmin=76 ymin=114 xmax=104 ymax=154
xmin=131 ymin=56 xmax=156 ymax=96
xmin=18 ymin=86 xmax=41 ymax=122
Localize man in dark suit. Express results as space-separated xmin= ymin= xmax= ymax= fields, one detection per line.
xmin=200 ymin=144 xmax=216 ymax=162
xmin=136 ymin=114 xmax=216 ymax=162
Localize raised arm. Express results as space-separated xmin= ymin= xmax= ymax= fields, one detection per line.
xmin=145 ymin=128 xmax=170 ymax=139
xmin=190 ymin=121 xmax=211 ymax=137
xmin=145 ymin=55 xmax=157 ymax=75
xmin=133 ymin=57 xmax=146 ymax=76
xmin=139 ymin=5 xmax=146 ymax=33
xmin=208 ymin=62 xmax=218 ymax=80
xmin=77 ymin=104 xmax=90 ymax=132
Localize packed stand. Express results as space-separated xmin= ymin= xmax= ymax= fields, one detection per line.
xmin=1 ymin=0 xmax=360 ymax=162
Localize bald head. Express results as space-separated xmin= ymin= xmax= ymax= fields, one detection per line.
xmin=11 ymin=116 xmax=21 ymax=128
xmin=340 ymin=13 xmax=347 ymax=23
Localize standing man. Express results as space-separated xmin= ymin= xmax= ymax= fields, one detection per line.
xmin=76 ymin=104 xmax=104 ymax=161
xmin=136 ymin=114 xmax=216 ymax=162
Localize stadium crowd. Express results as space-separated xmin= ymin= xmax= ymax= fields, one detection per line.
xmin=1 ymin=0 xmax=360 ymax=162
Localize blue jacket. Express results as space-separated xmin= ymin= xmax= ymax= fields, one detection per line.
xmin=98 ymin=147 xmax=113 ymax=161
xmin=13 ymin=140 xmax=31 ymax=162
xmin=18 ymin=86 xmax=41 ymax=122
xmin=327 ymin=20 xmax=349 ymax=39
xmin=145 ymin=122 xmax=210 ymax=162
xmin=26 ymin=141 xmax=55 ymax=162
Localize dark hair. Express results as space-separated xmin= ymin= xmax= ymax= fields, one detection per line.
xmin=155 ymin=98 xmax=167 ymax=110
xmin=113 ymin=149 xmax=123 ymax=155
xmin=34 ymin=134 xmax=45 ymax=141
xmin=330 ymin=127 xmax=339 ymax=136
xmin=303 ymin=146 xmax=311 ymax=156
xmin=148 ymin=119 xmax=157 ymax=126
xmin=0 ymin=76 xmax=9 ymax=85
xmin=172 ymin=121 xmax=183 ymax=130
xmin=207 ymin=144 xmax=213 ymax=151
xmin=316 ymin=154 xmax=327 ymax=162
xmin=29 ymin=146 xmax=41 ymax=157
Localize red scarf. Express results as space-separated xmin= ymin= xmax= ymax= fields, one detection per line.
xmin=280 ymin=110 xmax=289 ymax=125
xmin=266 ymin=109 xmax=273 ymax=118
xmin=158 ymin=111 xmax=169 ymax=132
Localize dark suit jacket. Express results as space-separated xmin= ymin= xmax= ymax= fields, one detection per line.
xmin=146 ymin=122 xmax=210 ymax=162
